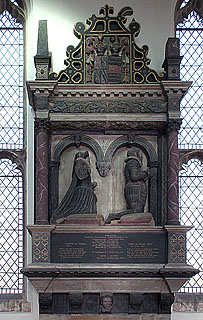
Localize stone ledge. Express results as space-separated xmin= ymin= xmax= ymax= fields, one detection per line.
xmin=0 ymin=300 xmax=31 ymax=312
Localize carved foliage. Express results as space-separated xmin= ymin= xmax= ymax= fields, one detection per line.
xmin=49 ymin=99 xmax=167 ymax=113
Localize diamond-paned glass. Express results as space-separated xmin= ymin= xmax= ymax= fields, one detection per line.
xmin=176 ymin=10 xmax=203 ymax=149
xmin=176 ymin=4 xmax=203 ymax=293
xmin=0 ymin=10 xmax=23 ymax=149
xmin=179 ymin=159 xmax=203 ymax=292
xmin=0 ymin=158 xmax=23 ymax=294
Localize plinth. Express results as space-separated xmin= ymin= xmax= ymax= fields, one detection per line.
xmin=22 ymin=224 xmax=198 ymax=317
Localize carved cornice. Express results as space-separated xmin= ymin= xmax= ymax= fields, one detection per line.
xmin=27 ymin=82 xmax=165 ymax=102
xmin=26 ymin=81 xmax=57 ymax=110
xmin=161 ymin=81 xmax=192 ymax=99
xmin=179 ymin=149 xmax=203 ymax=170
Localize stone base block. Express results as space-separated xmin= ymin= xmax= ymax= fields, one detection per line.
xmin=56 ymin=214 xmax=104 ymax=226
xmin=119 ymin=213 xmax=154 ymax=226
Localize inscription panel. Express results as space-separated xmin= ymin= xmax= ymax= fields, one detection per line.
xmin=51 ymin=232 xmax=166 ymax=264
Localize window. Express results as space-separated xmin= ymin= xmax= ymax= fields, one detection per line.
xmin=176 ymin=1 xmax=203 ymax=293
xmin=0 ymin=1 xmax=25 ymax=295
xmin=0 ymin=158 xmax=23 ymax=294
xmin=0 ymin=9 xmax=24 ymax=149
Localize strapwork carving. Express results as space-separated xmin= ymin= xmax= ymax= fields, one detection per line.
xmin=49 ymin=5 xmax=165 ymax=84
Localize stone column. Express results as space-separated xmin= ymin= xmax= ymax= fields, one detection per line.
xmin=167 ymin=120 xmax=181 ymax=224
xmin=35 ymin=119 xmax=49 ymax=224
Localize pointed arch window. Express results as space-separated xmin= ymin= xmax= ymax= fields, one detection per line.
xmin=0 ymin=0 xmax=25 ymax=295
xmin=176 ymin=0 xmax=203 ymax=293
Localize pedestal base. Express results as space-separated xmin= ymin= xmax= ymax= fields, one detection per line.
xmin=23 ymin=225 xmax=198 ymax=318
xmin=56 ymin=214 xmax=104 ymax=226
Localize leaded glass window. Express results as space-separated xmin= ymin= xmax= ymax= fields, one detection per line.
xmin=176 ymin=2 xmax=203 ymax=293
xmin=176 ymin=10 xmax=203 ymax=149
xmin=0 ymin=10 xmax=24 ymax=149
xmin=0 ymin=158 xmax=23 ymax=294
xmin=179 ymin=159 xmax=203 ymax=292
xmin=0 ymin=3 xmax=24 ymax=295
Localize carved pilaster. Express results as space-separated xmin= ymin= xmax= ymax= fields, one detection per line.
xmin=35 ymin=119 xmax=49 ymax=224
xmin=167 ymin=120 xmax=181 ymax=224
xmin=165 ymin=225 xmax=192 ymax=266
xmin=32 ymin=232 xmax=50 ymax=262
xmin=168 ymin=232 xmax=186 ymax=263
xmin=27 ymin=225 xmax=55 ymax=263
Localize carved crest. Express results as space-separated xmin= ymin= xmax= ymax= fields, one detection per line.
xmin=49 ymin=5 xmax=164 ymax=84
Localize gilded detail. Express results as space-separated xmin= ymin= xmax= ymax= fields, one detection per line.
xmin=49 ymin=5 xmax=165 ymax=84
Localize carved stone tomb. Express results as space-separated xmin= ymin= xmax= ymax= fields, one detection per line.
xmin=22 ymin=5 xmax=198 ymax=319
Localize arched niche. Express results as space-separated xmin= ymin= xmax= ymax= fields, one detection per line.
xmin=104 ymin=135 xmax=158 ymax=222
xmin=49 ymin=134 xmax=159 ymax=223
xmin=50 ymin=135 xmax=104 ymax=215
